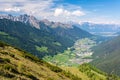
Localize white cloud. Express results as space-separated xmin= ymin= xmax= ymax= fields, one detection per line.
xmin=0 ymin=0 xmax=87 ymax=23
xmin=0 ymin=0 xmax=120 ymax=24
xmin=0 ymin=0 xmax=53 ymax=13
xmin=54 ymin=8 xmax=85 ymax=17
xmin=54 ymin=8 xmax=64 ymax=16
xmin=72 ymin=10 xmax=85 ymax=16
xmin=4 ymin=7 xmax=20 ymax=12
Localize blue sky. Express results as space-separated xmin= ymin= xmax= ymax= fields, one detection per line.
xmin=0 ymin=0 xmax=120 ymax=24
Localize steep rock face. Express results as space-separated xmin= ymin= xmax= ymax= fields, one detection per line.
xmin=0 ymin=14 xmax=73 ymax=29
xmin=41 ymin=19 xmax=73 ymax=28
xmin=0 ymin=14 xmax=40 ymax=29
xmin=0 ymin=14 xmax=76 ymax=29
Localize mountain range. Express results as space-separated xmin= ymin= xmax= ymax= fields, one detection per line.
xmin=72 ymin=22 xmax=120 ymax=37
xmin=0 ymin=14 xmax=92 ymax=58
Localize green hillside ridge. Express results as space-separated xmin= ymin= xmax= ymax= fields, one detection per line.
xmin=0 ymin=41 xmax=81 ymax=80
xmin=91 ymin=35 xmax=120 ymax=76
xmin=0 ymin=18 xmax=92 ymax=58
xmin=0 ymin=41 xmax=119 ymax=80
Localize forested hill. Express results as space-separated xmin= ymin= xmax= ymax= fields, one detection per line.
xmin=0 ymin=14 xmax=92 ymax=58
xmin=91 ymin=35 xmax=120 ymax=76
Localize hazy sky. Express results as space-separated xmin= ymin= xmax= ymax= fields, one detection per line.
xmin=0 ymin=0 xmax=120 ymax=24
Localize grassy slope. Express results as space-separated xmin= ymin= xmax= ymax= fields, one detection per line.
xmin=62 ymin=65 xmax=107 ymax=80
xmin=0 ymin=42 xmax=81 ymax=80
xmin=0 ymin=41 xmax=119 ymax=80
xmin=62 ymin=67 xmax=90 ymax=80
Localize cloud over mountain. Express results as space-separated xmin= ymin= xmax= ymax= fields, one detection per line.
xmin=0 ymin=0 xmax=120 ymax=24
xmin=0 ymin=0 xmax=86 ymax=23
xmin=54 ymin=8 xmax=85 ymax=17
xmin=4 ymin=7 xmax=21 ymax=12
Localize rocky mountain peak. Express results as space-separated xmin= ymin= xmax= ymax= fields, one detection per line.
xmin=0 ymin=14 xmax=40 ymax=29
xmin=0 ymin=14 xmax=74 ymax=29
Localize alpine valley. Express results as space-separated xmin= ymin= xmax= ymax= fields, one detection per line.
xmin=0 ymin=14 xmax=120 ymax=80
xmin=0 ymin=14 xmax=92 ymax=58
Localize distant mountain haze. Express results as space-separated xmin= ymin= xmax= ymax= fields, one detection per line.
xmin=71 ymin=22 xmax=120 ymax=37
